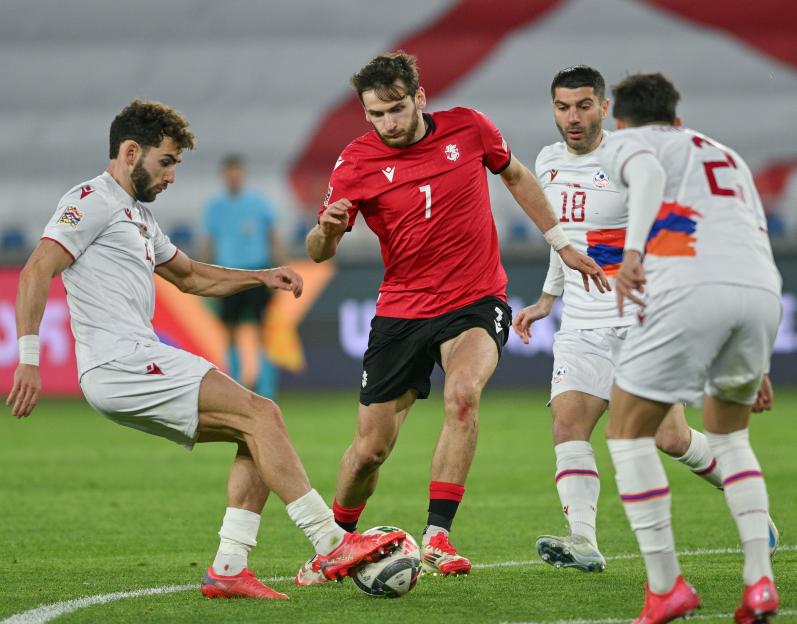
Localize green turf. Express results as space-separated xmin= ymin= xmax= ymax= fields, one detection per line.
xmin=1 ymin=390 xmax=795 ymax=623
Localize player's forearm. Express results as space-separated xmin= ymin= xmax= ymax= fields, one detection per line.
xmin=15 ymin=261 xmax=53 ymax=337
xmin=503 ymin=165 xmax=559 ymax=234
xmin=180 ymin=260 xmax=265 ymax=297
xmin=306 ymin=225 xmax=338 ymax=262
xmin=535 ymin=291 xmax=558 ymax=315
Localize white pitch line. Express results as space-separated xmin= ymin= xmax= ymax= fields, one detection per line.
xmin=2 ymin=546 xmax=794 ymax=624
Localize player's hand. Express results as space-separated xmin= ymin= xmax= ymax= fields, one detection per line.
xmin=319 ymin=199 xmax=351 ymax=238
xmin=752 ymin=374 xmax=774 ymax=413
xmin=512 ymin=302 xmax=552 ymax=344
xmin=557 ymin=246 xmax=610 ymax=294
xmin=6 ymin=364 xmax=41 ymax=418
xmin=262 ymin=266 xmax=303 ymax=298
xmin=615 ymin=250 xmax=646 ymax=315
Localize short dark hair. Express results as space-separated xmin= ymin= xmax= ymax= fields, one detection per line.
xmin=351 ymin=51 xmax=420 ymax=102
xmin=611 ymin=73 xmax=681 ymax=125
xmin=550 ymin=65 xmax=606 ymax=101
xmin=109 ymin=99 xmax=195 ymax=159
xmin=221 ymin=153 xmax=244 ymax=168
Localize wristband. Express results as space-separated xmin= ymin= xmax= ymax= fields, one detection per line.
xmin=18 ymin=334 xmax=40 ymax=366
xmin=543 ymin=224 xmax=570 ymax=251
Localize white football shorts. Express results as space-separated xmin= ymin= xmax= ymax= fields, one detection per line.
xmin=80 ymin=341 xmax=215 ymax=449
xmin=550 ymin=326 xmax=630 ymax=403
xmin=615 ymin=284 xmax=781 ymax=407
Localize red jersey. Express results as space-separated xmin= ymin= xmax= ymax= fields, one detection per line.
xmin=321 ymin=107 xmax=510 ymax=318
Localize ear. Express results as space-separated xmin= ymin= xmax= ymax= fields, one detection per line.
xmin=415 ymin=87 xmax=427 ymax=111
xmin=674 ymin=116 xmax=683 ymax=128
xmin=601 ymin=99 xmax=610 ymax=119
xmin=120 ymin=140 xmax=141 ymax=166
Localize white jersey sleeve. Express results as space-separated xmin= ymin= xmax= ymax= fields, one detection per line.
xmin=151 ymin=218 xmax=178 ymax=265
xmin=542 ymin=247 xmax=564 ymax=296
xmin=42 ymin=190 xmax=112 ymax=260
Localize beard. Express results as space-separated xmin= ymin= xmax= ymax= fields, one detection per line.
xmin=377 ymin=105 xmax=421 ymax=148
xmin=131 ymin=158 xmax=158 ymax=202
xmin=556 ymin=117 xmax=603 ymax=154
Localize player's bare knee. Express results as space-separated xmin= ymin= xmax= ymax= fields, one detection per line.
xmin=444 ymin=378 xmax=480 ymax=427
xmin=242 ymin=394 xmax=287 ymax=434
xmin=552 ymin=414 xmax=592 ymax=445
xmin=655 ymin=425 xmax=690 ymax=457
xmin=350 ymin=441 xmax=391 ymax=475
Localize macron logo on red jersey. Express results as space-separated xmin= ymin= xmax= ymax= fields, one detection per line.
xmin=80 ymin=185 xmax=95 ymax=199
xmin=381 ymin=165 xmax=396 ymax=183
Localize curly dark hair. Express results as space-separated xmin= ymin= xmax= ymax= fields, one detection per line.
xmin=611 ymin=73 xmax=681 ymax=126
xmin=351 ymin=51 xmax=420 ymax=102
xmin=109 ymin=99 xmax=195 ymax=158
xmin=550 ymin=65 xmax=606 ymax=101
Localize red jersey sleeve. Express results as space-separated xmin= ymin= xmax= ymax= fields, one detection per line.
xmin=318 ymin=150 xmax=362 ymax=231
xmin=471 ymin=109 xmax=511 ymax=174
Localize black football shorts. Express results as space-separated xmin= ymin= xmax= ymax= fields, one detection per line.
xmin=359 ymin=295 xmax=511 ymax=405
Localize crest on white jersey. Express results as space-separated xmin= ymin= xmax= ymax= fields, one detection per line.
xmin=593 ymin=169 xmax=609 ymax=188
xmin=445 ymin=144 xmax=460 ymax=161
xmin=382 ymin=165 xmax=396 ymax=183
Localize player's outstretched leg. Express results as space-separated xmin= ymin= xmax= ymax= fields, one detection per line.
xmin=196 ymin=370 xmax=404 ymax=596
xmin=422 ymin=328 xmax=498 ymax=576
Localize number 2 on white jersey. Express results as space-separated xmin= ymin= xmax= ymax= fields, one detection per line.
xmin=419 ymin=184 xmax=432 ymax=218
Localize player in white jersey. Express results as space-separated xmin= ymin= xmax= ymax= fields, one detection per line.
xmin=599 ymin=74 xmax=782 ymax=623
xmin=6 ymin=99 xmax=404 ymax=600
xmin=513 ymin=66 xmax=777 ymax=576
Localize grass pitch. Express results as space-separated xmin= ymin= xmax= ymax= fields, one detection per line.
xmin=1 ymin=389 xmax=795 ymax=623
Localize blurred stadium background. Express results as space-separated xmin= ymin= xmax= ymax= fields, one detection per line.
xmin=1 ymin=0 xmax=796 ymax=395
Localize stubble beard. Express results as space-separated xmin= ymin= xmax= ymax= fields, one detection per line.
xmin=131 ymin=159 xmax=158 ymax=203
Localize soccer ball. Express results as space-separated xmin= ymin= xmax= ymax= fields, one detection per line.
xmin=353 ymin=526 xmax=422 ymax=598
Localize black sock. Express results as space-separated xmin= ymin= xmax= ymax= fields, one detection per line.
xmin=425 ymin=498 xmax=460 ymax=533
xmin=335 ymin=519 xmax=358 ymax=533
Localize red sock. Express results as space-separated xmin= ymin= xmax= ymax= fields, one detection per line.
xmin=332 ymin=498 xmax=366 ymax=532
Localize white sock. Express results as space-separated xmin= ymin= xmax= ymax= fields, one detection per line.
xmin=285 ymin=489 xmax=345 ymax=556
xmin=608 ymin=437 xmax=680 ymax=594
xmin=554 ymin=441 xmax=600 ymax=547
xmin=676 ymin=428 xmax=723 ymax=488
xmin=705 ymin=429 xmax=772 ymax=585
xmin=422 ymin=524 xmax=448 ymax=546
xmin=212 ymin=507 xmax=260 ymax=576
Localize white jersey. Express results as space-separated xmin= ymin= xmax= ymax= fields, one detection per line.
xmin=42 ymin=171 xmax=177 ymax=377
xmin=536 ymin=132 xmax=636 ymax=330
xmin=598 ymin=126 xmax=781 ymax=297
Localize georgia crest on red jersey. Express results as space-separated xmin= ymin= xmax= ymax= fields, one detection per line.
xmin=320 ymin=107 xmax=511 ymax=319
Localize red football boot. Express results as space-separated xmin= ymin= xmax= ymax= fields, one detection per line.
xmin=200 ymin=567 xmax=289 ymax=599
xmin=633 ymin=575 xmax=701 ymax=623
xmin=422 ymin=531 xmax=472 ymax=575
xmin=316 ymin=528 xmax=405 ymax=581
xmin=734 ymin=577 xmax=779 ymax=623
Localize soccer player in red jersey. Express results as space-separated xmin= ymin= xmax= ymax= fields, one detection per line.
xmin=295 ymin=51 xmax=608 ymax=583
